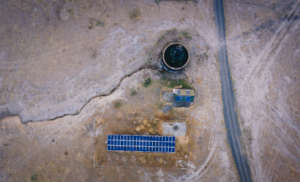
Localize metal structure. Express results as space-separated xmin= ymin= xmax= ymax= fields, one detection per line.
xmin=107 ymin=135 xmax=176 ymax=153
xmin=173 ymin=88 xmax=195 ymax=107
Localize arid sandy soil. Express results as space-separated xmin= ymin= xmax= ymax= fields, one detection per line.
xmin=0 ymin=0 xmax=299 ymax=182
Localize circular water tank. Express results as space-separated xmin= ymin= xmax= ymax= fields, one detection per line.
xmin=162 ymin=42 xmax=189 ymax=71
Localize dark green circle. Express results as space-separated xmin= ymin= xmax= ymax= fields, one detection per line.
xmin=164 ymin=44 xmax=188 ymax=69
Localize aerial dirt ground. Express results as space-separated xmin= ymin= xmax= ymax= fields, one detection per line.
xmin=0 ymin=0 xmax=299 ymax=182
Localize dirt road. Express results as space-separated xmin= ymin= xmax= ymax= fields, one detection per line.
xmin=214 ymin=0 xmax=252 ymax=181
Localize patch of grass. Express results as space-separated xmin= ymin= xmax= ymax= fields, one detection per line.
xmin=88 ymin=18 xmax=105 ymax=30
xmin=129 ymin=8 xmax=141 ymax=20
xmin=113 ymin=100 xmax=122 ymax=108
xmin=143 ymin=78 xmax=152 ymax=88
xmin=95 ymin=20 xmax=104 ymax=27
xmin=161 ymin=78 xmax=193 ymax=89
xmin=31 ymin=174 xmax=38 ymax=181
xmin=130 ymin=89 xmax=137 ymax=96
xmin=156 ymin=0 xmax=199 ymax=4
xmin=181 ymin=31 xmax=192 ymax=40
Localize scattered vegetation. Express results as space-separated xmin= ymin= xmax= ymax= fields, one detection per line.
xmin=88 ymin=23 xmax=93 ymax=30
xmin=181 ymin=31 xmax=192 ymax=40
xmin=95 ymin=20 xmax=104 ymax=27
xmin=161 ymin=78 xmax=193 ymax=89
xmin=90 ymin=48 xmax=97 ymax=59
xmin=31 ymin=174 xmax=38 ymax=181
xmin=113 ymin=100 xmax=122 ymax=108
xmin=135 ymin=119 xmax=159 ymax=135
xmin=155 ymin=0 xmax=199 ymax=5
xmin=197 ymin=52 xmax=208 ymax=63
xmin=143 ymin=78 xmax=152 ymax=88
xmin=200 ymin=52 xmax=208 ymax=60
xmin=88 ymin=18 xmax=105 ymax=29
xmin=67 ymin=8 xmax=74 ymax=15
xmin=242 ymin=127 xmax=253 ymax=144
xmin=129 ymin=8 xmax=141 ymax=20
xmin=130 ymin=89 xmax=137 ymax=96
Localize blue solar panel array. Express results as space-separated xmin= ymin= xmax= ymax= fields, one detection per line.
xmin=107 ymin=135 xmax=176 ymax=153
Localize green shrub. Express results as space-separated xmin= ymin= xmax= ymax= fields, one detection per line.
xmin=113 ymin=100 xmax=122 ymax=108
xmin=129 ymin=8 xmax=141 ymax=20
xmin=182 ymin=31 xmax=192 ymax=40
xmin=31 ymin=174 xmax=38 ymax=181
xmin=95 ymin=20 xmax=104 ymax=27
xmin=130 ymin=89 xmax=137 ymax=96
xmin=143 ymin=78 xmax=152 ymax=88
xmin=162 ymin=79 xmax=193 ymax=89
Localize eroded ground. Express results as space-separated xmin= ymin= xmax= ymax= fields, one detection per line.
xmin=0 ymin=0 xmax=299 ymax=182
xmin=0 ymin=68 xmax=236 ymax=181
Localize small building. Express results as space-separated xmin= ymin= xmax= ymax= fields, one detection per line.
xmin=173 ymin=88 xmax=195 ymax=107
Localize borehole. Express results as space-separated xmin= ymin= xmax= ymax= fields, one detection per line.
xmin=162 ymin=42 xmax=189 ymax=71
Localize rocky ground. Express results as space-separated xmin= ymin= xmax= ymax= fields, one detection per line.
xmin=0 ymin=0 xmax=299 ymax=182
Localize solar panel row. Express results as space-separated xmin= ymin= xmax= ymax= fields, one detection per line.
xmin=108 ymin=135 xmax=175 ymax=141
xmin=107 ymin=135 xmax=176 ymax=153
xmin=107 ymin=146 xmax=175 ymax=152
xmin=107 ymin=140 xmax=175 ymax=147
